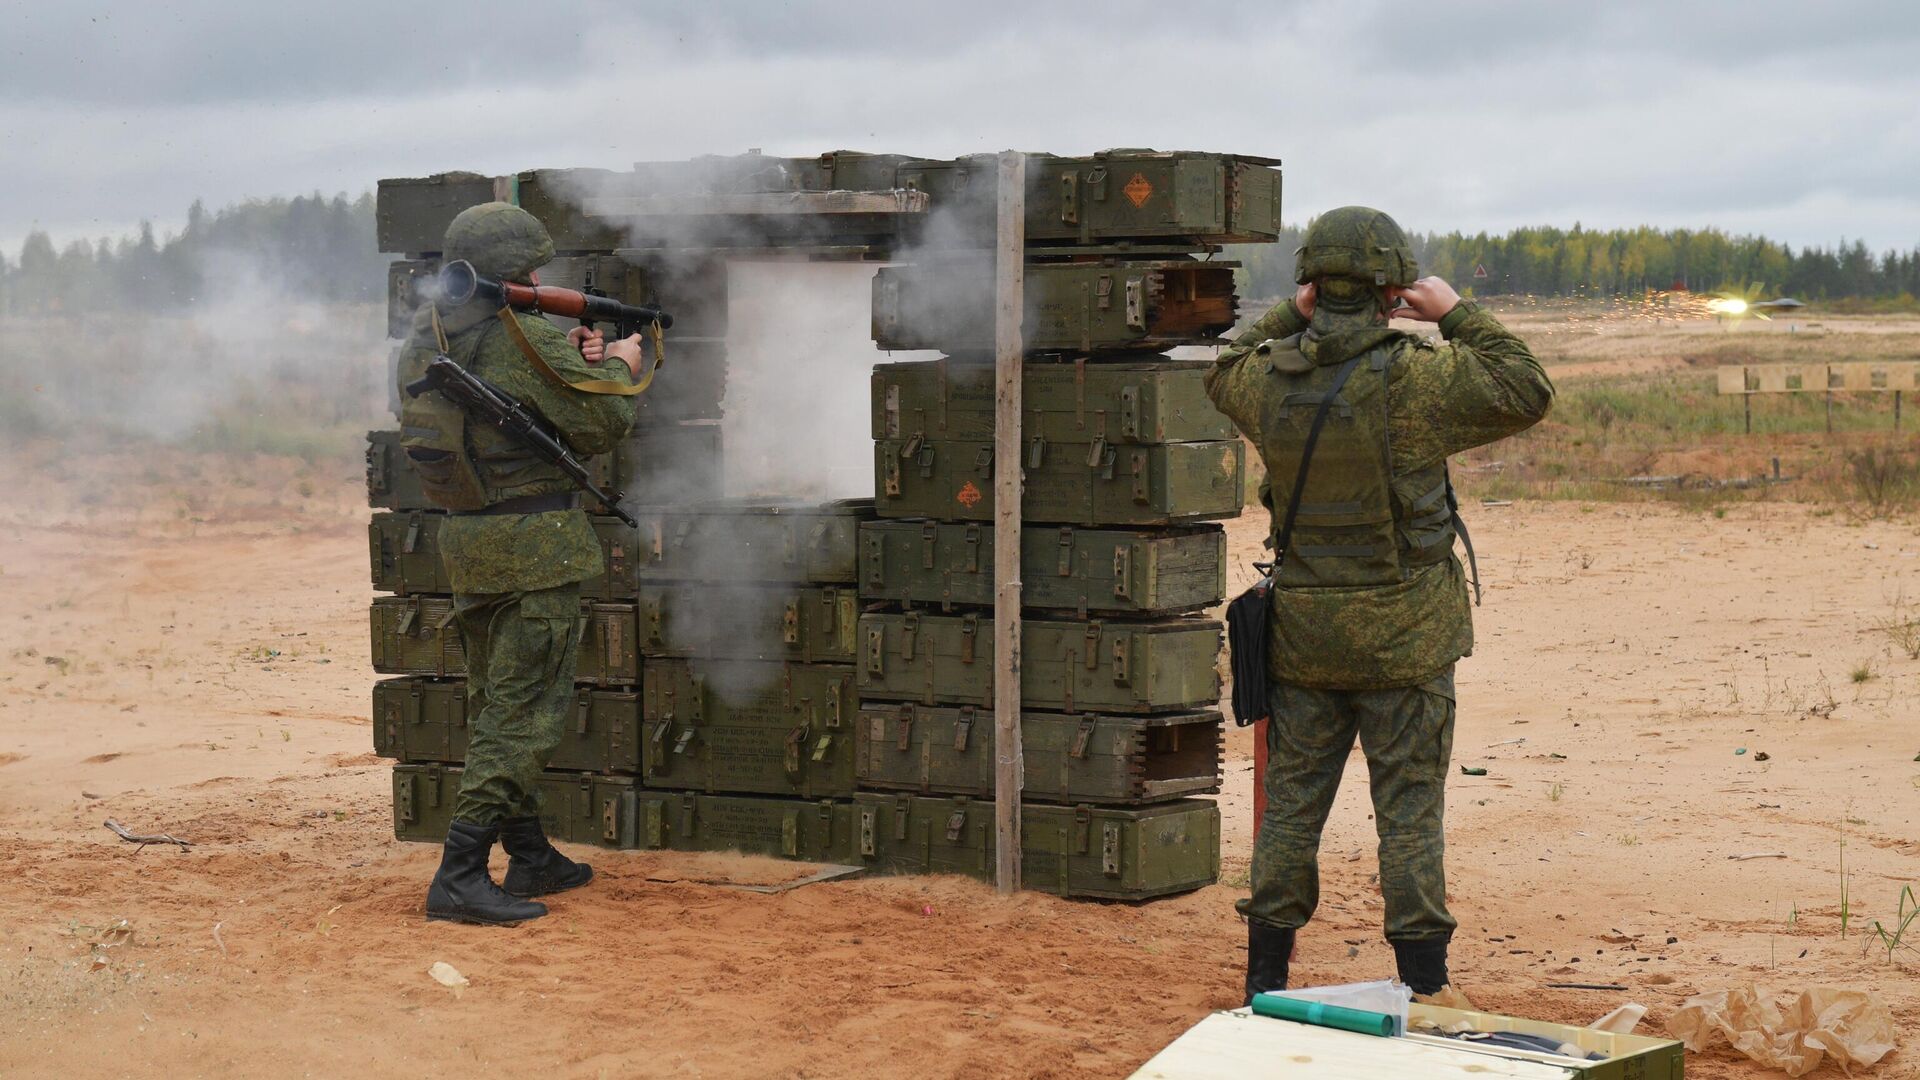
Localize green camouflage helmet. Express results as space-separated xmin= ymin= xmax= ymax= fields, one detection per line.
xmin=1294 ymin=206 xmax=1417 ymax=287
xmin=443 ymin=202 xmax=555 ymax=282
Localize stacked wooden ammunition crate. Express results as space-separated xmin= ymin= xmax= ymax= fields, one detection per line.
xmin=850 ymin=151 xmax=1285 ymax=897
xmin=367 ymin=150 xmax=1282 ymax=899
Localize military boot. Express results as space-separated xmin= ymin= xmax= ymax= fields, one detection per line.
xmin=499 ymin=816 xmax=594 ymax=898
xmin=426 ymin=820 xmax=547 ymax=925
xmin=1244 ymin=922 xmax=1296 ymax=1004
xmin=1392 ymin=936 xmax=1451 ymax=996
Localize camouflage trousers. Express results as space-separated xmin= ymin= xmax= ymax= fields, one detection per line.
xmin=1238 ymin=669 xmax=1459 ymax=943
xmin=449 ymin=582 xmax=584 ymax=826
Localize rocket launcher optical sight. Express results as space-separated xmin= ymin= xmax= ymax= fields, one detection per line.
xmin=436 ymin=258 xmax=674 ymax=332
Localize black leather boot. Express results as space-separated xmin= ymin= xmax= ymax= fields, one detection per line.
xmin=426 ymin=820 xmax=548 ymax=925
xmin=1244 ymin=921 xmax=1296 ymax=1004
xmin=1392 ymin=936 xmax=1451 ymax=995
xmin=499 ymin=815 xmax=594 ymax=898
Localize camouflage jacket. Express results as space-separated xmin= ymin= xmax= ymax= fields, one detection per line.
xmin=1205 ymin=299 xmax=1553 ymax=688
xmin=423 ymin=305 xmax=637 ymax=595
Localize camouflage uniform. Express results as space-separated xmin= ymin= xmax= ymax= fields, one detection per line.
xmin=1205 ymin=212 xmax=1552 ymax=954
xmin=398 ymin=204 xmax=637 ymax=827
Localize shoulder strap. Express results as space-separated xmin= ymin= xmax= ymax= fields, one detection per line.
xmin=1444 ymin=467 xmax=1483 ymax=605
xmin=1274 ymin=349 xmax=1370 ymax=567
xmin=495 ymin=307 xmax=654 ymax=396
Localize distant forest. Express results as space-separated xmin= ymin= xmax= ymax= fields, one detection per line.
xmin=1233 ymin=225 xmax=1920 ymax=306
xmin=2 ymin=192 xmax=1917 ymax=313
xmin=0 ymin=193 xmax=387 ymax=314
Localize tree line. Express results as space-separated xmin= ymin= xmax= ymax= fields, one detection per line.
xmin=0 ymin=192 xmax=388 ymax=315
xmin=1233 ymin=224 xmax=1920 ymax=305
xmin=4 ymin=192 xmax=1917 ymax=314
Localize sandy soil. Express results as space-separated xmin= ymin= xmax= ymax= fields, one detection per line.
xmin=1 ymin=446 xmax=1916 ymax=1079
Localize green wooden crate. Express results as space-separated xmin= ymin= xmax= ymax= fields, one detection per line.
xmin=631 ymin=791 xmax=859 ymax=862
xmin=875 ymin=437 xmax=1244 ymax=526
xmin=852 ymin=794 xmax=1221 ymax=899
xmin=858 ymin=520 xmax=1225 ymax=616
xmin=641 ymin=659 xmax=856 ymax=799
xmin=629 ymin=500 xmax=870 ymax=585
xmin=371 ymin=596 xmax=640 ymax=685
xmin=854 ymin=703 xmax=1221 ymax=804
xmin=858 ymin=611 xmax=1221 ymax=714
xmin=636 ymin=584 xmax=859 ymax=663
xmin=871 ymin=358 xmax=1232 ymax=445
xmin=391 ymin=764 xmax=640 ymax=848
xmin=872 ymin=259 xmax=1240 ymax=354
xmin=372 ymin=677 xmax=642 ymax=774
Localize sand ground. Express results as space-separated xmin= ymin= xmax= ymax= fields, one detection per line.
xmin=0 ymin=446 xmax=1916 ymax=1079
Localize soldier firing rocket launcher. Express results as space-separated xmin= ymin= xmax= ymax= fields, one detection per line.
xmin=403 ymin=355 xmax=640 ymax=529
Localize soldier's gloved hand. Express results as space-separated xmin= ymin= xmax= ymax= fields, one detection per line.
xmin=1293 ymin=282 xmax=1317 ymax=320
xmin=569 ymin=326 xmax=607 ymax=363
xmin=604 ymin=333 xmax=647 ymax=381
xmin=1388 ymin=277 xmax=1462 ymax=322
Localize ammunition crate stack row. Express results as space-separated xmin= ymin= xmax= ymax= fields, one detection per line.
xmin=370 ymin=497 xmax=1224 ymax=897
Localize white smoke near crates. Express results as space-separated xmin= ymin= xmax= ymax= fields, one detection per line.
xmin=721 ymin=259 xmax=937 ymax=500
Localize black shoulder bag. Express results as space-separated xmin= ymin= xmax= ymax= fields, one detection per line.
xmin=1227 ymin=352 xmax=1368 ymax=726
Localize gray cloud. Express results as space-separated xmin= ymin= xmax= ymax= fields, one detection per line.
xmin=4 ymin=0 xmax=1916 ymax=255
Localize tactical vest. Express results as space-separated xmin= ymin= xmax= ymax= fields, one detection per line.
xmin=1257 ymin=339 xmax=1458 ymax=590
xmin=396 ymin=308 xmax=492 ymax=512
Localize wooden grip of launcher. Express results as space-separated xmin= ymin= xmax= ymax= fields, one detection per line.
xmin=497 ymin=281 xmax=591 ymax=321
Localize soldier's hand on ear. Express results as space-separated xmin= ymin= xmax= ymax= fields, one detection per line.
xmin=1388 ymin=277 xmax=1462 ymax=322
xmin=604 ymin=333 xmax=647 ymax=380
xmin=568 ymin=326 xmax=607 ymax=362
xmin=1294 ymin=282 xmax=1317 ymax=320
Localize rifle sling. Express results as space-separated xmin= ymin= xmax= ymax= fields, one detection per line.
xmin=495 ymin=307 xmax=652 ymax=396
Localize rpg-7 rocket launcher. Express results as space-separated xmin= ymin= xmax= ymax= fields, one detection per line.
xmin=434 ymin=258 xmax=675 ymax=335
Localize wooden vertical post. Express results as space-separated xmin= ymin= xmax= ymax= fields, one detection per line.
xmin=992 ymin=151 xmax=1027 ymax=895
xmin=1744 ymin=393 xmax=1752 ymax=435
xmin=1896 ymin=390 xmax=1903 ymax=431
xmin=1826 ymin=390 xmax=1833 ymax=434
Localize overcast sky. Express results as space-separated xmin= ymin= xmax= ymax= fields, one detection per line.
xmin=4 ymin=0 xmax=1916 ymax=256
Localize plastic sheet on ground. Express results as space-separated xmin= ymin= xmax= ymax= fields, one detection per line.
xmin=1667 ymin=985 xmax=1897 ymax=1077
xmin=1267 ymin=980 xmax=1413 ymax=1035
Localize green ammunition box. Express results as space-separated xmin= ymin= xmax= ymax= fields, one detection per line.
xmin=857 ymin=612 xmax=1222 ymax=714
xmin=392 ymin=764 xmax=641 ymax=848
xmin=872 ymin=358 xmax=1232 ymax=444
xmin=850 ymin=793 xmax=995 ymax=878
xmin=366 ymin=430 xmax=427 ymax=512
xmin=872 ymin=258 xmax=1239 ymax=354
xmin=897 ymin=150 xmax=1282 ymax=246
xmin=372 ymin=677 xmax=643 ymax=774
xmin=386 ymin=258 xmax=434 ymax=339
xmin=858 ymin=521 xmax=1225 ymax=616
xmin=372 ymin=511 xmax=637 ymax=599
xmin=641 ymin=659 xmax=855 ymax=798
xmin=851 ymin=794 xmax=1222 ymax=898
xmin=369 ymin=595 xmax=464 ymax=678
xmin=371 ymin=597 xmax=641 ymax=685
xmin=636 ymin=584 xmax=858 ymax=663
xmin=854 ymin=704 xmax=1221 ymax=804
xmin=874 ymin=437 xmax=1244 ymax=526
xmin=1020 ymin=799 xmax=1220 ymax=899
xmin=632 ymin=791 xmax=858 ymax=862
xmin=586 ymin=420 xmax=726 ymax=509
xmin=630 ymin=500 xmax=869 ymax=585
xmin=375 ymin=173 xmax=500 ymax=255
xmin=368 ymin=510 xmax=452 ymax=596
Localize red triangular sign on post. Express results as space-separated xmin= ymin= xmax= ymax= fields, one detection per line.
xmin=1473 ymin=264 xmax=1489 ymax=279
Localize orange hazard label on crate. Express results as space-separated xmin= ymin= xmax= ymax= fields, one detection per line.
xmin=955 ymin=481 xmax=984 ymax=509
xmin=1123 ymin=173 xmax=1154 ymax=208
